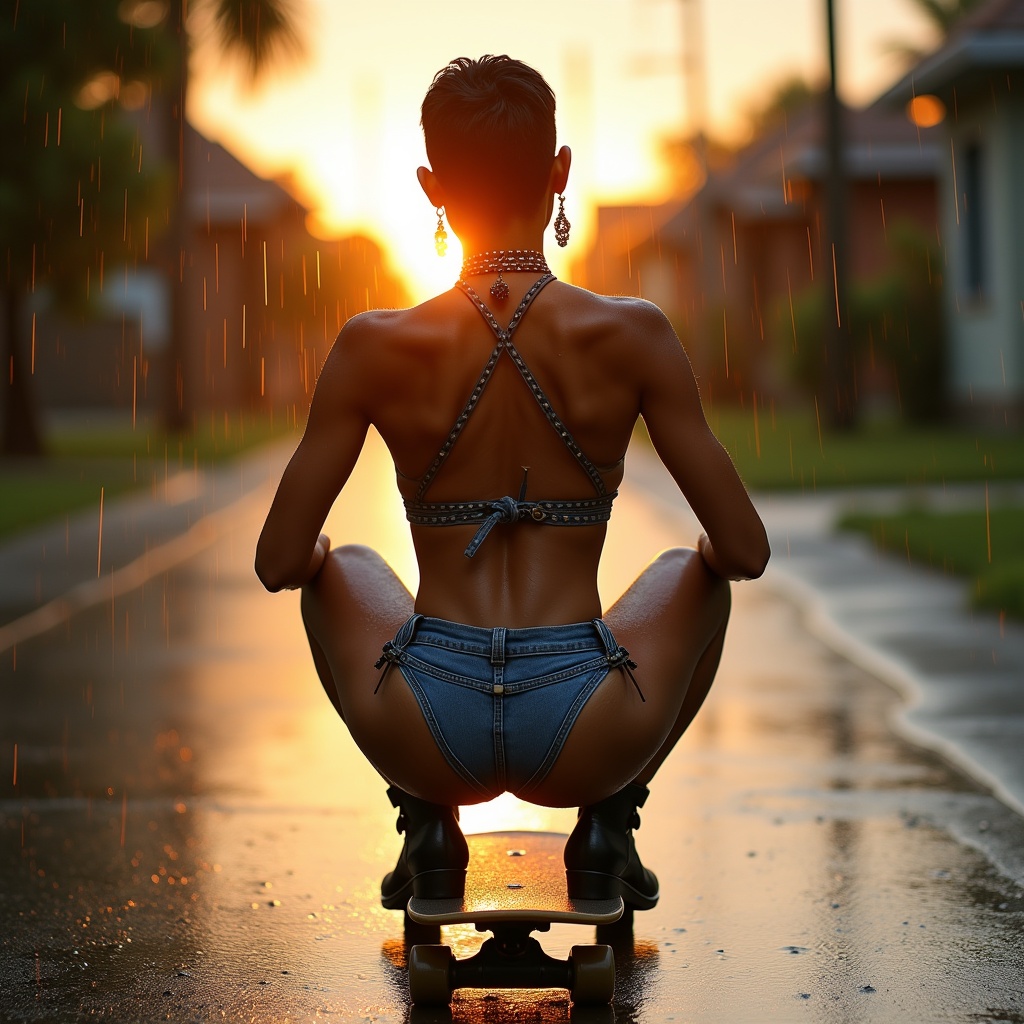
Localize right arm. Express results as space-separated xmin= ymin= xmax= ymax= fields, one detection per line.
xmin=254 ymin=314 xmax=377 ymax=592
xmin=630 ymin=300 xmax=770 ymax=581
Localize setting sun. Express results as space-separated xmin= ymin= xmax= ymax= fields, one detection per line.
xmin=190 ymin=0 xmax=935 ymax=303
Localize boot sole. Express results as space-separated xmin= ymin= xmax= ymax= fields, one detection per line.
xmin=381 ymin=868 xmax=466 ymax=911
xmin=565 ymin=869 xmax=659 ymax=911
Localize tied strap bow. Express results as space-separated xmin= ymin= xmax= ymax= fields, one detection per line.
xmin=464 ymin=495 xmax=543 ymax=557
xmin=607 ymin=645 xmax=645 ymax=702
xmin=373 ymin=640 xmax=403 ymax=694
xmin=464 ymin=469 xmax=542 ymax=558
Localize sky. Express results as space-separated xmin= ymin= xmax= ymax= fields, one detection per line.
xmin=190 ymin=0 xmax=937 ymax=301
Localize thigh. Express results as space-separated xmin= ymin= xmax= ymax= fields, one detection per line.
xmin=300 ymin=544 xmax=484 ymax=805
xmin=525 ymin=547 xmax=730 ymax=806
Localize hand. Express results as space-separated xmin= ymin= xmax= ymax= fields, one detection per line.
xmin=311 ymin=534 xmax=332 ymax=576
xmin=284 ymin=534 xmax=331 ymax=590
xmin=697 ymin=532 xmax=729 ymax=579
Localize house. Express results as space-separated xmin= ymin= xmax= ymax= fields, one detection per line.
xmin=31 ymin=125 xmax=406 ymax=420
xmin=878 ymin=0 xmax=1024 ymax=426
xmin=574 ymin=103 xmax=943 ymax=412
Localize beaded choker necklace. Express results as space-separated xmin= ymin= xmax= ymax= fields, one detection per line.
xmin=459 ymin=249 xmax=551 ymax=301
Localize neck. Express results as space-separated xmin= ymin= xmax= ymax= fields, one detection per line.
xmin=462 ymin=239 xmax=546 ymax=259
xmin=452 ymin=217 xmax=547 ymax=259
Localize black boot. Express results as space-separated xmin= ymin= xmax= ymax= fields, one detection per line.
xmin=380 ymin=786 xmax=469 ymax=910
xmin=563 ymin=782 xmax=659 ymax=910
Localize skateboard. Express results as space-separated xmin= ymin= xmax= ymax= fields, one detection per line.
xmin=405 ymin=830 xmax=623 ymax=1006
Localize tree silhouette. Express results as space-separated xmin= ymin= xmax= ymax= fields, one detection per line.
xmin=744 ymin=75 xmax=818 ymax=137
xmin=160 ymin=0 xmax=305 ymax=432
xmin=0 ymin=2 xmax=175 ymax=455
xmin=0 ymin=1 xmax=305 ymax=455
xmin=885 ymin=0 xmax=986 ymax=63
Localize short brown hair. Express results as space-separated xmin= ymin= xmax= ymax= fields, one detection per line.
xmin=421 ymin=56 xmax=557 ymax=221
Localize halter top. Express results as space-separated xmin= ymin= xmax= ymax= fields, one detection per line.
xmin=402 ymin=274 xmax=618 ymax=558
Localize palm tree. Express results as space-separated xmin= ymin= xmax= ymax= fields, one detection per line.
xmin=886 ymin=0 xmax=986 ymax=64
xmin=0 ymin=3 xmax=176 ymax=456
xmin=0 ymin=1 xmax=304 ymax=455
xmin=159 ymin=0 xmax=305 ymax=431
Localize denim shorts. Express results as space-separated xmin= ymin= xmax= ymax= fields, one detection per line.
xmin=374 ymin=615 xmax=641 ymax=801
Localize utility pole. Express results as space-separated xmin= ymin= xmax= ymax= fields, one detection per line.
xmin=823 ymin=0 xmax=855 ymax=428
xmin=164 ymin=0 xmax=190 ymax=434
xmin=679 ymin=0 xmax=708 ymax=175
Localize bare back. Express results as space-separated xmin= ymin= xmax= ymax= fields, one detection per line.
xmin=256 ymin=275 xmax=767 ymax=619
xmin=373 ymin=278 xmax=643 ymax=625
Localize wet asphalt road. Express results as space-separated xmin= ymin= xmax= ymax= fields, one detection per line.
xmin=2 ymin=434 xmax=1023 ymax=1023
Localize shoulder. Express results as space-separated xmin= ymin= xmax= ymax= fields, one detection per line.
xmin=320 ymin=304 xmax=425 ymax=376
xmin=551 ymin=283 xmax=680 ymax=355
xmin=330 ymin=293 xmax=458 ymax=352
xmin=318 ymin=296 xmax=458 ymax=400
xmin=330 ymin=307 xmax=406 ymax=351
xmin=552 ymin=282 xmax=671 ymax=326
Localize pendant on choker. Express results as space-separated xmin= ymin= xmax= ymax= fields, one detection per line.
xmin=490 ymin=272 xmax=510 ymax=301
xmin=459 ymin=249 xmax=551 ymax=302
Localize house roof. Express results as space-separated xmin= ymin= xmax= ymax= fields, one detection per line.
xmin=659 ymin=99 xmax=940 ymax=238
xmin=878 ymin=0 xmax=1024 ymax=103
xmin=586 ymin=201 xmax=686 ymax=261
xmin=183 ymin=124 xmax=307 ymax=227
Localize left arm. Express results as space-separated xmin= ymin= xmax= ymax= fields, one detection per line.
xmin=254 ymin=316 xmax=374 ymax=592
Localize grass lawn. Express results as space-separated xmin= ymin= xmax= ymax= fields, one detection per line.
xmin=691 ymin=403 xmax=1024 ymax=620
xmin=5 ymin=403 xmax=1024 ymax=548
xmin=838 ymin=505 xmax=1024 ymax=620
xmin=702 ymin=405 xmax=1024 ymax=491
xmin=0 ymin=414 xmax=297 ymax=541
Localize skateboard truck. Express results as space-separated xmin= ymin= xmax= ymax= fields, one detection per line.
xmin=403 ymin=832 xmax=622 ymax=1006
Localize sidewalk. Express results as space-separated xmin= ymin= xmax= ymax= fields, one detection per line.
xmin=0 ymin=437 xmax=290 ymax=647
xmin=628 ymin=452 xmax=1024 ymax=874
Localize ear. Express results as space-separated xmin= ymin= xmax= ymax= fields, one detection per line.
xmin=550 ymin=146 xmax=571 ymax=195
xmin=417 ymin=166 xmax=445 ymax=209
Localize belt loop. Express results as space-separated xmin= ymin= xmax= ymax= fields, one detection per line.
xmin=490 ymin=626 xmax=507 ymax=666
xmin=394 ymin=613 xmax=423 ymax=651
xmin=591 ymin=618 xmax=618 ymax=657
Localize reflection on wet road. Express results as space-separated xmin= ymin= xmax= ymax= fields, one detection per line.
xmin=2 ymin=434 xmax=1023 ymax=1022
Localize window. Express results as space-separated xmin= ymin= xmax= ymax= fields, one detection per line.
xmin=963 ymin=142 xmax=986 ymax=297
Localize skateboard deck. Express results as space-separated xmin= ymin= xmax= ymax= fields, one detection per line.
xmin=405 ymin=831 xmax=622 ymax=1006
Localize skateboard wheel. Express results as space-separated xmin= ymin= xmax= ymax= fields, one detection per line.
xmin=408 ymin=944 xmax=453 ymax=1005
xmin=569 ymin=943 xmax=615 ymax=1004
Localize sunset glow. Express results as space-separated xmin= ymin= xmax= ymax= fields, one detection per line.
xmin=190 ymin=0 xmax=936 ymax=304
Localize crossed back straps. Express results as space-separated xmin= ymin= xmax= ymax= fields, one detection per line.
xmin=403 ymin=274 xmax=617 ymax=557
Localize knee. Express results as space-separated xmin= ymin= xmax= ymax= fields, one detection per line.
xmin=325 ymin=542 xmax=381 ymax=569
xmin=300 ymin=545 xmax=370 ymax=619
xmin=303 ymin=544 xmax=380 ymax=592
xmin=657 ymin=546 xmax=732 ymax=620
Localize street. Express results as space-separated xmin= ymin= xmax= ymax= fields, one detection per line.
xmin=2 ymin=433 xmax=1023 ymax=1023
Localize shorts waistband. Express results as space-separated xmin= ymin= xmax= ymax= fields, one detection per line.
xmin=398 ymin=615 xmax=617 ymax=661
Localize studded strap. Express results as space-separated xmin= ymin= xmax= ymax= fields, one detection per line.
xmin=415 ymin=274 xmax=556 ymax=501
xmin=421 ymin=275 xmax=608 ymax=499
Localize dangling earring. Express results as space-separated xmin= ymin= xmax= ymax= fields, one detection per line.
xmin=434 ymin=207 xmax=448 ymax=257
xmin=554 ymin=194 xmax=570 ymax=248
